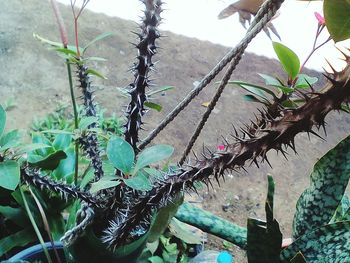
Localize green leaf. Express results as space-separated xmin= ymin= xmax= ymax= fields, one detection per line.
xmin=123 ymin=171 xmax=152 ymax=191
xmin=294 ymin=74 xmax=318 ymax=89
xmin=0 ymin=206 xmax=28 ymax=227
xmin=16 ymin=143 xmax=51 ymax=155
xmin=247 ymin=176 xmax=282 ymax=263
xmin=52 ymin=147 xmax=75 ymax=180
xmin=134 ymin=144 xmax=174 ymax=173
xmin=243 ymin=94 xmax=268 ymax=104
xmin=144 ymin=101 xmax=162 ymax=112
xmin=31 ymin=133 xmax=52 ymax=156
xmin=82 ymin=32 xmax=114 ymax=55
xmin=53 ymin=47 xmax=77 ymax=56
xmin=324 ymin=0 xmax=350 ymax=42
xmin=0 ymin=104 xmax=5 ymax=138
xmin=52 ymin=133 xmax=72 ymax=150
xmin=330 ymin=195 xmax=350 ymax=223
xmin=148 ymin=195 xmax=184 ymax=242
xmin=169 ymin=218 xmax=202 ymax=245
xmin=272 ymin=42 xmax=300 ymax=79
xmin=258 ymin=73 xmax=283 ymax=87
xmin=146 ymin=239 xmax=159 ymax=255
xmin=107 ymin=137 xmax=134 ymax=174
xmin=33 ymin=33 xmax=79 ymax=53
xmin=227 ymin=81 xmax=276 ymax=99
xmin=86 ymin=68 xmax=107 ymax=79
xmin=147 ymin=86 xmax=174 ymax=97
xmin=0 ymin=129 xmax=22 ymax=152
xmin=84 ymin=56 xmax=108 ymax=62
xmin=0 ymin=161 xmax=20 ymax=190
xmin=90 ymin=178 xmax=121 ymax=194
xmin=28 ymin=150 xmax=67 ymax=170
xmin=0 ymin=228 xmax=35 ymax=256
xmin=292 ymin=135 xmax=350 ymax=239
xmin=281 ymin=221 xmax=350 ymax=262
xmin=148 ymin=256 xmax=164 ymax=263
xmin=79 ymin=116 xmax=99 ymax=130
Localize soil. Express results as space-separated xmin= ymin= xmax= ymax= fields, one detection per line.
xmin=1 ymin=0 xmax=350 ymax=262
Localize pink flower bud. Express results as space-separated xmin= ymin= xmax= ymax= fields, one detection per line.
xmin=314 ymin=12 xmax=325 ymax=25
xmin=217 ymin=144 xmax=225 ymax=151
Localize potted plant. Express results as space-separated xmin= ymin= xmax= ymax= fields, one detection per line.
xmin=1 ymin=0 xmax=350 ymax=262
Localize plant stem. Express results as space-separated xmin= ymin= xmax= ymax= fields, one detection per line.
xmin=66 ymin=60 xmax=79 ymax=185
xmin=20 ymin=186 xmax=53 ymax=263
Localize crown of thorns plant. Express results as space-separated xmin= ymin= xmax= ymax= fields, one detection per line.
xmin=20 ymin=0 xmax=350 ymax=251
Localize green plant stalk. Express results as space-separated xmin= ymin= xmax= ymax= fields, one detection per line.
xmin=66 ymin=60 xmax=79 ymax=185
xmin=20 ymin=186 xmax=53 ymax=263
xmin=175 ymin=202 xmax=247 ymax=249
xmin=29 ymin=187 xmax=62 ymax=263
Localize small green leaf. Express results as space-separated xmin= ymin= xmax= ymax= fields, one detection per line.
xmin=84 ymin=56 xmax=108 ymax=62
xmin=0 ymin=129 xmax=21 ymax=152
xmin=86 ymin=68 xmax=107 ymax=79
xmin=28 ymin=150 xmax=67 ymax=170
xmin=243 ymin=95 xmax=268 ymax=104
xmin=169 ymin=218 xmax=202 ymax=245
xmin=275 ymin=85 xmax=294 ymax=94
xmin=147 ymin=86 xmax=174 ymax=97
xmin=41 ymin=129 xmax=73 ymax=135
xmin=294 ymin=74 xmax=318 ymax=89
xmin=33 ymin=33 xmax=79 ymax=53
xmin=53 ymin=133 xmax=72 ymax=150
xmin=148 ymin=195 xmax=184 ymax=242
xmin=258 ymin=73 xmax=283 ymax=87
xmin=16 ymin=143 xmax=51 ymax=155
xmin=0 ymin=206 xmax=28 ymax=227
xmin=146 ymin=239 xmax=159 ymax=255
xmin=0 ymin=104 xmax=5 ymax=138
xmin=228 ymin=81 xmax=276 ymax=98
xmin=124 ymin=171 xmax=152 ymax=191
xmin=324 ymin=0 xmax=350 ymax=42
xmin=272 ymin=42 xmax=300 ymax=79
xmin=90 ymin=178 xmax=121 ymax=194
xmin=148 ymin=256 xmax=164 ymax=263
xmin=52 ymin=147 xmax=76 ymax=180
xmin=79 ymin=116 xmax=99 ymax=130
xmin=144 ymin=101 xmax=162 ymax=112
xmin=82 ymin=32 xmax=114 ymax=54
xmin=53 ymin=47 xmax=77 ymax=56
xmin=134 ymin=144 xmax=174 ymax=173
xmin=107 ymin=137 xmax=135 ymax=174
xmin=0 ymin=161 xmax=20 ymax=190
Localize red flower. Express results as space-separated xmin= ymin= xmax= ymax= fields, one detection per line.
xmin=314 ymin=12 xmax=325 ymax=26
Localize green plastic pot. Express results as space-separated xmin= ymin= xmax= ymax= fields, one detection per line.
xmin=68 ymin=228 xmax=149 ymax=263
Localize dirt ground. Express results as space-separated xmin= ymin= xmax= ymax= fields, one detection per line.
xmin=1 ymin=0 xmax=350 ymax=261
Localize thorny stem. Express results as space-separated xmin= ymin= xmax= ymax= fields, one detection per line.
xmin=139 ymin=0 xmax=285 ymax=150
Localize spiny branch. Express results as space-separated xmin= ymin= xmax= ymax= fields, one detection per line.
xmin=139 ymin=0 xmax=285 ymax=150
xmin=124 ymin=0 xmax=162 ymax=152
xmin=22 ymin=166 xmax=101 ymax=208
xmin=76 ymin=64 xmax=104 ymax=182
xmin=103 ymin=57 xmax=350 ymax=248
